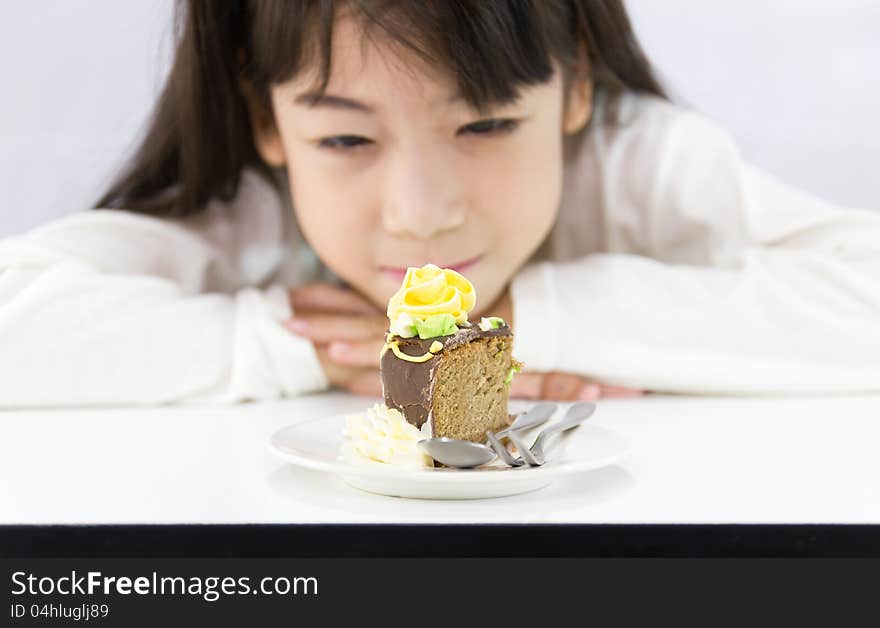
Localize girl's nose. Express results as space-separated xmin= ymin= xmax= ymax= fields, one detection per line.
xmin=381 ymin=149 xmax=466 ymax=239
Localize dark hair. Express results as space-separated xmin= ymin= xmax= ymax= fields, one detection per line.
xmin=95 ymin=0 xmax=666 ymax=217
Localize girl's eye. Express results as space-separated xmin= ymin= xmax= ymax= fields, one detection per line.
xmin=317 ymin=135 xmax=372 ymax=150
xmin=457 ymin=118 xmax=519 ymax=137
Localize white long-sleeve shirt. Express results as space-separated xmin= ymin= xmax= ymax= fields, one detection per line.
xmin=1 ymin=91 xmax=878 ymax=407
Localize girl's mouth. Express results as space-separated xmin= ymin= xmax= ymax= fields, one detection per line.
xmin=380 ymin=254 xmax=483 ymax=282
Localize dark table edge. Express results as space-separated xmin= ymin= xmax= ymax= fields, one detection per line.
xmin=2 ymin=523 xmax=879 ymax=557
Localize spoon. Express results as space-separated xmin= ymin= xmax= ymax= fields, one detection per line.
xmin=418 ymin=402 xmax=558 ymax=468
xmin=418 ymin=437 xmax=496 ymax=469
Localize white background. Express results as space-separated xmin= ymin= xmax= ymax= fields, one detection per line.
xmin=1 ymin=0 xmax=878 ymax=238
xmin=4 ymin=392 xmax=880 ymax=523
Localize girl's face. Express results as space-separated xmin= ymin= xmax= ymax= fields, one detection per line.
xmin=252 ymin=13 xmax=592 ymax=314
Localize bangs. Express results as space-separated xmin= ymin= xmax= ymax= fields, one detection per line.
xmin=245 ymin=0 xmax=578 ymax=110
xmin=96 ymin=0 xmax=664 ymax=216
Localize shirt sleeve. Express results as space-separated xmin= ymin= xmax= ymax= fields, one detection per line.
xmin=0 ymin=187 xmax=328 ymax=407
xmin=511 ymin=107 xmax=880 ymax=395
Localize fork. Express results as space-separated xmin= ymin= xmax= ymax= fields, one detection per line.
xmin=484 ymin=402 xmax=557 ymax=467
xmin=507 ymin=401 xmax=597 ymax=466
xmin=485 ymin=430 xmax=525 ymax=467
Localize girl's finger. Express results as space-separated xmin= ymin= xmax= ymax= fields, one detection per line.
xmin=289 ymin=283 xmax=380 ymax=315
xmin=541 ymin=372 xmax=592 ymax=401
xmin=511 ymin=372 xmax=589 ymax=400
xmin=313 ymin=345 xmax=377 ymax=389
xmin=327 ymin=338 xmax=386 ymax=368
xmin=597 ymin=384 xmax=646 ymax=398
xmin=508 ymin=371 xmax=645 ymax=401
xmin=346 ymin=371 xmax=383 ymax=397
xmin=284 ymin=313 xmax=388 ymax=341
xmin=508 ymin=372 xmax=544 ymax=400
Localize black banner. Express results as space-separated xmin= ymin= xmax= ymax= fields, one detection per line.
xmin=1 ymin=557 xmax=877 ymax=626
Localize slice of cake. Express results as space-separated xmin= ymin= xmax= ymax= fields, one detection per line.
xmin=379 ymin=264 xmax=521 ymax=443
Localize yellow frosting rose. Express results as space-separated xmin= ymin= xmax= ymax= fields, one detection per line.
xmin=387 ymin=264 xmax=476 ymax=324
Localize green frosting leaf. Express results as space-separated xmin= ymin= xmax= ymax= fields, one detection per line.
xmin=504 ymin=363 xmax=521 ymax=385
xmin=414 ymin=313 xmax=459 ymax=339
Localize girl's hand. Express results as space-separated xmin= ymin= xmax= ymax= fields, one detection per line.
xmin=286 ymin=283 xmax=387 ymax=396
xmin=509 ymin=371 xmax=646 ymax=401
xmin=487 ymin=287 xmax=647 ymax=401
xmin=285 ymin=283 xmax=648 ymax=400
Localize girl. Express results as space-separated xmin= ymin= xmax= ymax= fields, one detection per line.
xmin=0 ymin=0 xmax=878 ymax=407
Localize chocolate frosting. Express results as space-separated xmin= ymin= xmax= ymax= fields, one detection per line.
xmin=380 ymin=322 xmax=513 ymax=430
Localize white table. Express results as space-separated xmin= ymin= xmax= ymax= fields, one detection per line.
xmin=2 ymin=392 xmax=879 ymax=525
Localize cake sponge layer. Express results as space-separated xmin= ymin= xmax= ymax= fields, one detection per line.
xmin=431 ymin=335 xmax=514 ymax=442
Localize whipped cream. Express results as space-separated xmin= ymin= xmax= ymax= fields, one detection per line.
xmin=342 ymin=404 xmax=432 ymax=468
xmin=389 ymin=312 xmax=418 ymax=338
xmin=478 ymin=316 xmax=506 ymax=331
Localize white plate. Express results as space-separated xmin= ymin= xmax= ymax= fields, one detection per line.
xmin=268 ymin=406 xmax=630 ymax=499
